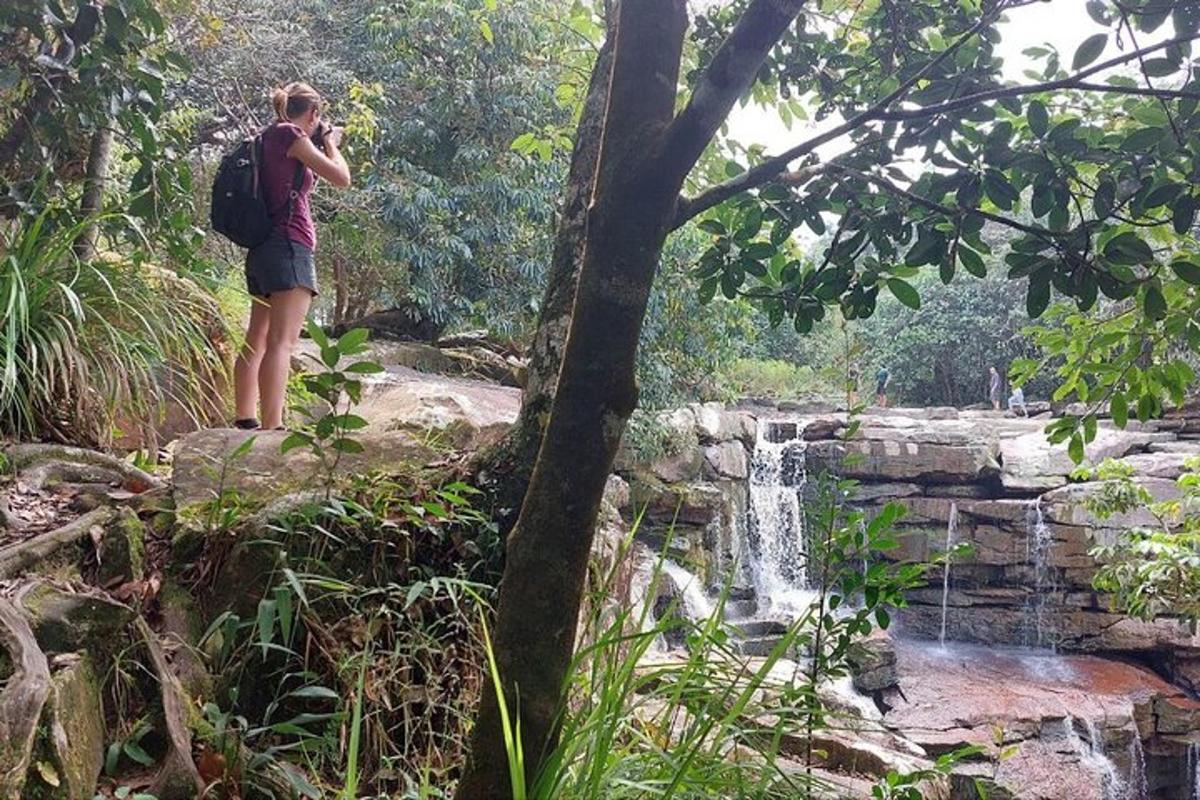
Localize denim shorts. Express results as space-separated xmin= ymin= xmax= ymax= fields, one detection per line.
xmin=245 ymin=233 xmax=317 ymax=297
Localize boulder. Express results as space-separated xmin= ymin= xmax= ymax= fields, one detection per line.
xmin=703 ymin=441 xmax=749 ymax=480
xmin=692 ymin=403 xmax=756 ymax=446
xmin=808 ymin=435 xmax=1000 ymax=484
xmin=847 ymin=630 xmax=898 ymax=693
xmin=352 ymin=369 xmax=521 ymax=447
xmin=22 ymin=582 xmax=136 ymax=655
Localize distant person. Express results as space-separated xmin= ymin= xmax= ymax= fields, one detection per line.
xmin=988 ymin=366 xmax=1002 ymax=411
xmin=232 ymin=82 xmax=351 ymax=431
xmin=848 ymin=363 xmax=861 ymax=408
xmin=1009 ymin=385 xmax=1028 ymax=417
xmin=875 ymin=365 xmax=890 ymax=408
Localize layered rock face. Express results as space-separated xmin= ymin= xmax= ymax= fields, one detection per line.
xmin=621 ymin=402 xmax=1200 ymax=799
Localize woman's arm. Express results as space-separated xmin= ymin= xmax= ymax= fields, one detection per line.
xmin=287 ymin=130 xmax=351 ymax=188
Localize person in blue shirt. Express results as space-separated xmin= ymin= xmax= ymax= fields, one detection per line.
xmin=875 ymin=366 xmax=891 ymax=408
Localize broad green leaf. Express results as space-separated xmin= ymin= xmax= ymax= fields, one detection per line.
xmin=1171 ymin=259 xmax=1200 ymax=285
xmin=983 ymin=170 xmax=1018 ymax=210
xmin=1143 ymin=283 xmax=1167 ymax=320
xmin=886 ymin=278 xmax=921 ymax=310
xmin=958 ymin=246 xmax=986 ymax=277
xmin=1071 ymin=33 xmax=1107 ymax=70
xmin=1123 ymin=127 xmax=1165 ymax=151
xmin=1027 ymin=100 xmax=1049 ymax=137
xmin=1068 ymin=433 xmax=1084 ymax=465
xmin=1026 ymin=279 xmax=1051 ymax=318
xmin=1110 ymin=392 xmax=1128 ymax=428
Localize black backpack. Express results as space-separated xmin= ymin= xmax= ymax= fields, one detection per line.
xmin=210 ymin=131 xmax=303 ymax=249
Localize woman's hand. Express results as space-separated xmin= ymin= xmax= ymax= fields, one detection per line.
xmin=324 ymin=126 xmax=344 ymax=150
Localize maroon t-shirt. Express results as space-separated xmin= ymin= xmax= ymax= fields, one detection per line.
xmin=260 ymin=122 xmax=316 ymax=250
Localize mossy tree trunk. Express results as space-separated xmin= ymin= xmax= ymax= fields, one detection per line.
xmin=456 ymin=0 xmax=804 ymax=794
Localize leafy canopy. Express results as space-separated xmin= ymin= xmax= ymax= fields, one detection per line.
xmin=677 ymin=0 xmax=1200 ymax=460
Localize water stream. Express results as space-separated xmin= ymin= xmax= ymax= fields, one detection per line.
xmin=1023 ymin=498 xmax=1057 ymax=650
xmin=939 ymin=501 xmax=958 ymax=647
xmin=1190 ymin=741 xmax=1200 ymax=799
xmin=747 ymin=421 xmax=815 ymax=617
xmin=1062 ymin=715 xmax=1126 ymax=800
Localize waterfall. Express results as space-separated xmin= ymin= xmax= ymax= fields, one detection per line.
xmin=1023 ymin=498 xmax=1057 ymax=650
xmin=747 ymin=421 xmax=815 ymax=617
xmin=1127 ymin=734 xmax=1148 ymax=800
xmin=661 ymin=560 xmax=715 ymax=621
xmin=1062 ymin=716 xmax=1126 ymax=800
xmin=1190 ymin=741 xmax=1200 ymax=799
xmin=939 ymin=501 xmax=959 ymax=647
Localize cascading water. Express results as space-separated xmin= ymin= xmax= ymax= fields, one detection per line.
xmin=1023 ymin=498 xmax=1057 ymax=650
xmin=939 ymin=501 xmax=959 ymax=647
xmin=660 ymin=560 xmax=715 ymax=621
xmin=1189 ymin=741 xmax=1200 ymax=799
xmin=746 ymin=421 xmax=815 ymax=617
xmin=1126 ymin=734 xmax=1148 ymax=800
xmin=1061 ymin=716 xmax=1126 ymax=800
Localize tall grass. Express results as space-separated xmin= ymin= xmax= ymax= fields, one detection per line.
xmin=0 ymin=208 xmax=228 ymax=444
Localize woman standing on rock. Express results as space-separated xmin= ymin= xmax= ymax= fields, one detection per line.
xmin=233 ymin=82 xmax=351 ymax=431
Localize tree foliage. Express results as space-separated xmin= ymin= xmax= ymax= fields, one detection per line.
xmin=177 ymin=0 xmax=577 ymax=332
xmin=681 ymin=0 xmax=1200 ymax=458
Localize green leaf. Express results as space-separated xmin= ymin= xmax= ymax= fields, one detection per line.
xmin=1171 ymin=259 xmax=1200 ymax=285
xmin=1072 ymin=33 xmax=1107 ymax=70
xmin=1103 ymin=232 xmax=1153 ymax=265
xmin=1141 ymin=57 xmax=1178 ymax=77
xmin=697 ymin=218 xmax=726 ymax=236
xmin=306 ymin=319 xmax=329 ymax=349
xmin=886 ymin=278 xmax=921 ymax=309
xmin=1110 ymin=392 xmax=1128 ymax=428
xmin=338 ymin=328 xmax=370 ymax=352
xmin=958 ymin=246 xmax=986 ymax=277
xmin=331 ymin=438 xmax=365 ymax=454
xmin=1027 ymin=100 xmax=1049 ymax=137
xmin=345 ymin=360 xmax=384 ymax=374
xmin=1123 ymin=127 xmax=1165 ymax=151
xmin=123 ymin=742 xmax=154 ymax=767
xmin=1068 ymin=433 xmax=1084 ymax=464
xmin=982 ymin=169 xmax=1018 ymax=211
xmin=1026 ymin=279 xmax=1051 ymax=318
xmin=1143 ymin=283 xmax=1167 ymax=321
xmin=256 ymin=598 xmax=276 ymax=656
xmin=1174 ymin=196 xmax=1197 ymax=235
xmin=280 ymin=432 xmax=312 ymax=454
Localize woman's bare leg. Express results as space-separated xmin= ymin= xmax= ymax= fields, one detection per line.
xmin=233 ymin=299 xmax=271 ymax=422
xmin=259 ymin=288 xmax=313 ymax=429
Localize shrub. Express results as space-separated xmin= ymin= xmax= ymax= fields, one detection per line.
xmin=0 ymin=209 xmax=229 ymax=445
xmin=717 ymin=357 xmax=831 ymax=402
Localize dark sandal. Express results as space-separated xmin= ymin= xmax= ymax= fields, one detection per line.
xmin=233 ymin=418 xmax=260 ymax=430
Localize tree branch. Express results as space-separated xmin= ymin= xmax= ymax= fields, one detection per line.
xmin=673 ymin=28 xmax=1200 ymax=228
xmin=660 ymin=0 xmax=805 ymax=182
xmin=827 ymin=165 xmax=1067 ymax=241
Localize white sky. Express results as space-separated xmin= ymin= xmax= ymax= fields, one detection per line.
xmin=726 ymin=2 xmax=1123 ymax=159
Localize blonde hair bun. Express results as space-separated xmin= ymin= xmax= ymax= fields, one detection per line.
xmin=271 ymin=82 xmax=323 ymax=122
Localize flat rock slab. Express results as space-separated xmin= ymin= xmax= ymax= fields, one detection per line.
xmin=172 ymin=428 xmax=433 ymax=514
xmin=353 ymin=367 xmax=521 ymax=449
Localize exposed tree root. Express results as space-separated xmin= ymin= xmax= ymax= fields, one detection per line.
xmin=0 ymin=594 xmax=51 ymax=797
xmin=135 ymin=617 xmax=207 ymax=800
xmin=0 ymin=506 xmax=115 ymax=578
xmin=6 ymin=443 xmax=165 ymax=492
xmin=0 ymin=492 xmax=26 ymax=532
